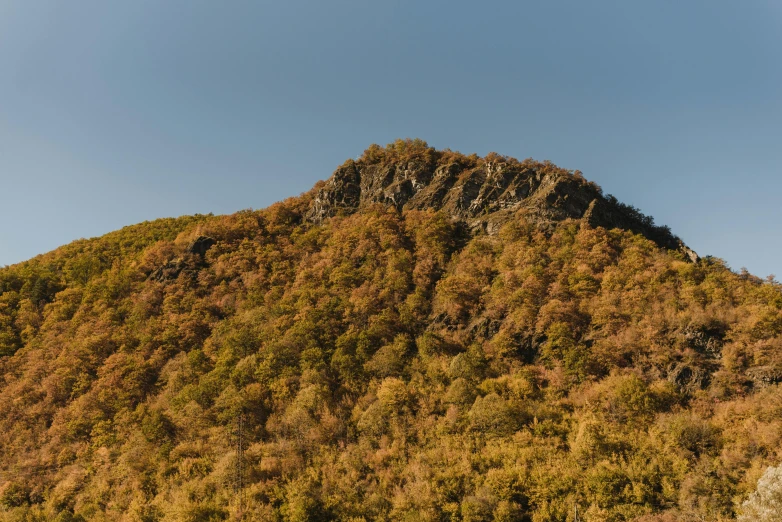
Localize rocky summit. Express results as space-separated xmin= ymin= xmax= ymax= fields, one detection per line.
xmin=307 ymin=140 xmax=698 ymax=261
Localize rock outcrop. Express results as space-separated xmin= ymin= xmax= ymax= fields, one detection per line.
xmin=668 ymin=362 xmax=711 ymax=393
xmin=187 ymin=236 xmax=216 ymax=257
xmin=306 ymin=145 xmax=696 ymax=258
xmin=149 ymin=236 xmax=215 ymax=282
xmin=746 ymin=365 xmax=782 ymax=388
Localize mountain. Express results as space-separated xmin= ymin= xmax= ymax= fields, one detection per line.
xmin=1 ymin=139 xmax=781 ymax=522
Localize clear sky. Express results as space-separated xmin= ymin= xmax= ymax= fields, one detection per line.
xmin=1 ymin=1 xmax=780 ymax=278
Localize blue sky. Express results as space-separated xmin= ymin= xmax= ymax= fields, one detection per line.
xmin=1 ymin=1 xmax=780 ymax=278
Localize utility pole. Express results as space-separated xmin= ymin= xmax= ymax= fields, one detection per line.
xmin=574 ymin=503 xmax=580 ymax=522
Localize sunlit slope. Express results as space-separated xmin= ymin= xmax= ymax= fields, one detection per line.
xmin=1 ymin=141 xmax=780 ymax=521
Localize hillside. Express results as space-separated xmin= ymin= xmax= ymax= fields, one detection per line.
xmin=1 ymin=140 xmax=781 ymax=522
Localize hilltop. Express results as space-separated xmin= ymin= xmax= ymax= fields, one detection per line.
xmin=308 ymin=140 xmax=692 ymax=258
xmin=0 ymin=140 xmax=781 ymax=521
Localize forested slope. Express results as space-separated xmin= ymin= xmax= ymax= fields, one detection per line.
xmin=1 ymin=141 xmax=781 ymax=521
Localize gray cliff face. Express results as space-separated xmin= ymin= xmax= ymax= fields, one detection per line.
xmin=306 ymin=154 xmax=696 ymax=259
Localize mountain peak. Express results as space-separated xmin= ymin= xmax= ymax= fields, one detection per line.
xmin=307 ymin=139 xmax=697 ymax=261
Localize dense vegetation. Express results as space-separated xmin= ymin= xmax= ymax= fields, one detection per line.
xmin=1 ymin=142 xmax=781 ymax=521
